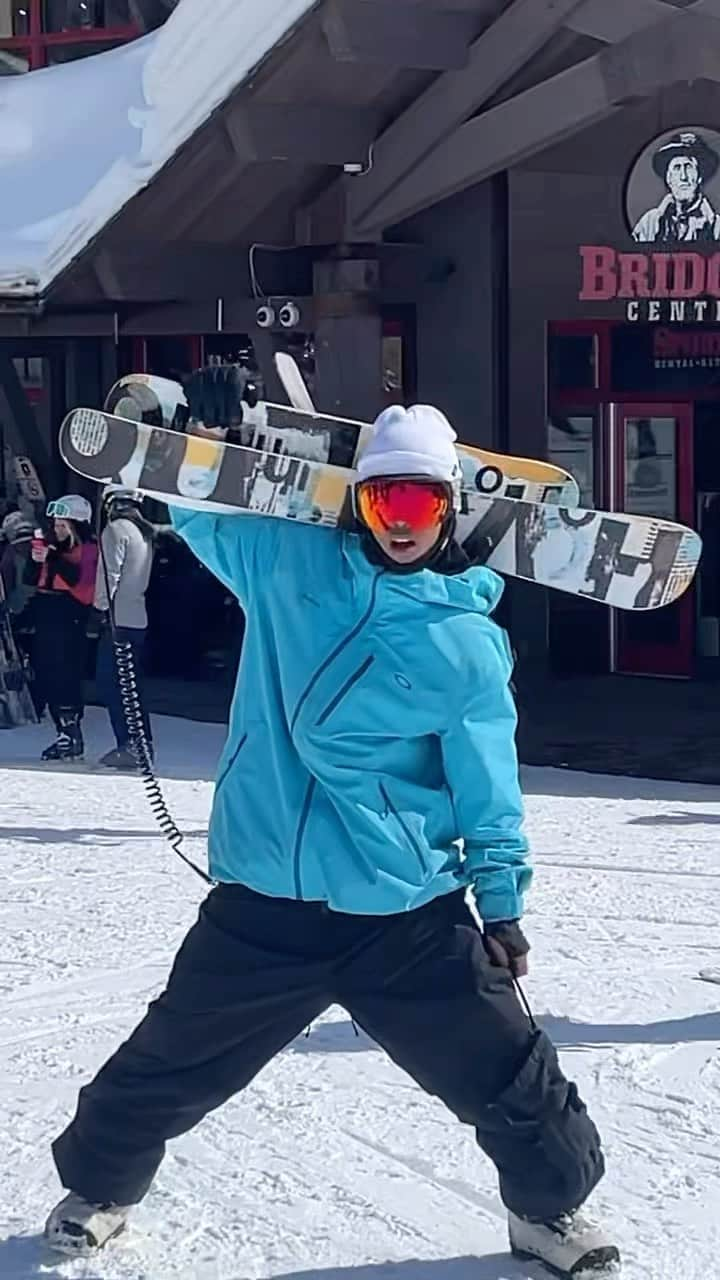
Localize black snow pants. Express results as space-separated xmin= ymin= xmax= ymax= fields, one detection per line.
xmin=52 ymin=885 xmax=604 ymax=1222
xmin=30 ymin=592 xmax=89 ymax=725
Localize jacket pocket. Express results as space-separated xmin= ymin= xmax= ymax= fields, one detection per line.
xmin=379 ymin=781 xmax=430 ymax=877
xmin=215 ymin=732 xmax=248 ymax=795
xmin=315 ymin=655 xmax=375 ymax=726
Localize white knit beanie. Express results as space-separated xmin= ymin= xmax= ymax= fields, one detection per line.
xmin=357 ymin=404 xmax=461 ymax=483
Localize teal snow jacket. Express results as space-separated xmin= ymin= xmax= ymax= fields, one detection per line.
xmin=171 ymin=509 xmax=531 ymax=922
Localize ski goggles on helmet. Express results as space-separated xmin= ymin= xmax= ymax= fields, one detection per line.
xmin=46 ymin=498 xmax=90 ymax=521
xmin=354 ymin=477 xmax=451 ymax=537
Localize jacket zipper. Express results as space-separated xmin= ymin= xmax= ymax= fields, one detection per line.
xmin=215 ymin=732 xmax=248 ymax=794
xmin=290 ymin=572 xmax=382 ymax=735
xmin=379 ymin=781 xmax=430 ymax=877
xmin=291 ymin=571 xmax=382 ymax=895
xmin=315 ymin=655 xmax=375 ymax=726
xmin=293 ymin=778 xmax=316 ymax=898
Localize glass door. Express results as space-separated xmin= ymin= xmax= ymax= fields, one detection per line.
xmin=611 ymin=404 xmax=695 ymax=678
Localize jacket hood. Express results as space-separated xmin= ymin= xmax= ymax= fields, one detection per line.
xmin=342 ymin=531 xmax=504 ymax=619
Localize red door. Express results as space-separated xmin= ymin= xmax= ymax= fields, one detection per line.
xmin=611 ymin=403 xmax=695 ymax=678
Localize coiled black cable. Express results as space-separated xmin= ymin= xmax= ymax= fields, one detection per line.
xmin=97 ymin=508 xmax=213 ymax=887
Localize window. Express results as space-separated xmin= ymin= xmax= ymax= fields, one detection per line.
xmin=548 ymin=332 xmax=598 ymax=392
xmin=0 ymin=2 xmax=30 ymax=36
xmin=622 ymin=417 xmax=677 ymax=521
xmin=43 ymin=0 xmax=131 ymax=30
xmin=0 ymin=0 xmax=139 ymax=71
xmin=547 ymin=413 xmax=595 ymax=509
xmin=0 ymin=45 xmax=29 ymax=70
xmin=46 ymin=35 xmax=123 ymax=59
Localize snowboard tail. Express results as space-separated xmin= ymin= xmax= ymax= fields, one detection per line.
xmin=59 ymin=408 xmax=701 ymax=611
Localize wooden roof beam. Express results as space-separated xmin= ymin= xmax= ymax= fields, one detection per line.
xmin=345 ymin=0 xmax=586 ymax=231
xmin=568 ymin=0 xmax=720 ymax=45
xmin=352 ymin=10 xmax=719 ymax=234
xmin=565 ymin=0 xmax=683 ymax=44
xmin=321 ymin=0 xmax=478 ymax=71
xmin=378 ymin=0 xmax=505 ymax=11
xmin=226 ymin=101 xmax=379 ymax=167
xmin=90 ymin=243 xmax=255 ymax=303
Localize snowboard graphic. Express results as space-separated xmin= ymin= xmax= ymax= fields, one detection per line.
xmin=59 ymin=408 xmax=702 ymax=611
xmin=104 ymin=372 xmax=581 ymax=508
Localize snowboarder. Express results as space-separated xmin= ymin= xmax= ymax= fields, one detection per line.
xmin=29 ymin=494 xmax=97 ymax=761
xmin=46 ymin=369 xmax=619 ymax=1276
xmin=94 ymin=486 xmax=155 ymax=769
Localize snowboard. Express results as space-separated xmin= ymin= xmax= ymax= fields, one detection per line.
xmin=104 ymin=372 xmax=581 ymax=508
xmin=698 ymin=969 xmax=720 ymax=985
xmin=0 ymin=577 xmax=36 ymax=729
xmin=59 ymin=407 xmax=702 ymax=611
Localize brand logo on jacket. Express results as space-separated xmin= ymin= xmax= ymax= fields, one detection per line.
xmin=578 ymin=126 xmax=720 ymax=322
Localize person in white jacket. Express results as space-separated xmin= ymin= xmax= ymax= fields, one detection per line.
xmin=93 ymin=488 xmax=155 ymax=768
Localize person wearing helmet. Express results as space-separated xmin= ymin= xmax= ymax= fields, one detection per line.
xmin=46 ymin=371 xmax=617 ymax=1276
xmin=30 ymin=494 xmax=98 ymax=762
xmin=1 ymin=510 xmax=34 ymax=613
xmin=93 ymin=487 xmax=155 ymax=769
xmin=1 ymin=510 xmax=37 ymax=709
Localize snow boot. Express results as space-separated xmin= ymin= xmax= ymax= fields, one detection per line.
xmin=508 ymin=1208 xmax=621 ymax=1276
xmin=45 ymin=1193 xmax=130 ymax=1256
xmin=99 ymin=746 xmax=141 ymax=770
xmin=41 ymin=709 xmax=84 ymax=762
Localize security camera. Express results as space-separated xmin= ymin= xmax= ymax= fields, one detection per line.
xmin=278 ymin=301 xmax=301 ymax=329
xmin=256 ymin=304 xmax=276 ymax=329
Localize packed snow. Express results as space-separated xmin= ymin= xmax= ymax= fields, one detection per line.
xmin=0 ymin=0 xmax=317 ymax=296
xmin=1 ymin=707 xmax=720 ymax=1279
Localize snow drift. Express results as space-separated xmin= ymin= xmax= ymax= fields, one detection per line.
xmin=0 ymin=0 xmax=317 ymax=298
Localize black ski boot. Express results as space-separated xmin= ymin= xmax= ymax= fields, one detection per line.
xmin=41 ymin=709 xmax=84 ymax=762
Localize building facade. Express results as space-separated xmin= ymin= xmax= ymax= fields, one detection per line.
xmin=0 ymin=0 xmax=715 ymax=687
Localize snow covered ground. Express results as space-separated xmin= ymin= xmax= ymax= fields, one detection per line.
xmin=1 ymin=708 xmax=720 ymax=1279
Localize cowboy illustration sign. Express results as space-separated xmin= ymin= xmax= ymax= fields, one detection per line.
xmin=629 ymin=129 xmax=720 ymax=243
xmin=578 ymin=126 xmax=720 ymax=321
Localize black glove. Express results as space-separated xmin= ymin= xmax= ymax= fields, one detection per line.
xmin=185 ymin=365 xmax=262 ymax=436
xmin=483 ymin=920 xmax=530 ymax=977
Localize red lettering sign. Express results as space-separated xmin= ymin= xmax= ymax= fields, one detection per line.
xmin=670 ymin=253 xmax=706 ymax=298
xmin=618 ymin=253 xmax=650 ymax=298
xmin=579 ymin=246 xmax=616 ymax=301
xmin=653 ymin=326 xmax=720 ymax=358
xmin=579 ymin=246 xmax=720 ymax=305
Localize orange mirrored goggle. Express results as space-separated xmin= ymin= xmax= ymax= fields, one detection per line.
xmin=355 ymin=478 xmax=451 ymax=536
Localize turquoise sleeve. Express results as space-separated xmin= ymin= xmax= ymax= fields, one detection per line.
xmin=440 ymin=630 xmax=532 ymax=923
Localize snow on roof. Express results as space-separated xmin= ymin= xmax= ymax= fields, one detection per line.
xmin=0 ymin=0 xmax=317 ymax=300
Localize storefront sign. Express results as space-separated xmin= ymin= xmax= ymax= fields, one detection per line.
xmin=611 ymin=324 xmax=720 ymax=391
xmin=578 ymin=126 xmax=720 ymax=322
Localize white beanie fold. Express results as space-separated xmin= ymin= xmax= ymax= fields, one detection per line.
xmin=357 ymin=404 xmax=461 ymax=483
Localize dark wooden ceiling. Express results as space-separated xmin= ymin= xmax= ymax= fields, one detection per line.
xmin=44 ymin=0 xmax=719 ymax=310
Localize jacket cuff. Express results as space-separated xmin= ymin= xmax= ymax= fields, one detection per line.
xmin=473 ymin=867 xmax=532 ymax=924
